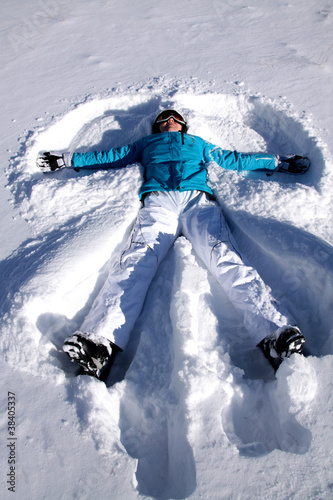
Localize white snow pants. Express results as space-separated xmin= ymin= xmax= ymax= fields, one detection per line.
xmin=81 ymin=191 xmax=291 ymax=350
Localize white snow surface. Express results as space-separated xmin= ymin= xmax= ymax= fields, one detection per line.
xmin=1 ymin=1 xmax=333 ymax=498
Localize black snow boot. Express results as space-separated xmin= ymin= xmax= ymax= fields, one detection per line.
xmin=258 ymin=326 xmax=305 ymax=371
xmin=63 ymin=332 xmax=120 ymax=381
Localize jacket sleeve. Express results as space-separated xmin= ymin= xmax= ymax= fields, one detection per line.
xmin=204 ymin=143 xmax=277 ymax=172
xmin=66 ymin=139 xmax=143 ymax=169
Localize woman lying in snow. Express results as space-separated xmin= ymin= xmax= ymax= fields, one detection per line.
xmin=38 ymin=109 xmax=310 ymax=381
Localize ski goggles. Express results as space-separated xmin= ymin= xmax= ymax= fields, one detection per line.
xmin=154 ymin=110 xmax=186 ymax=125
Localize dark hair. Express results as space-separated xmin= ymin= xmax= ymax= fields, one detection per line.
xmin=152 ymin=109 xmax=188 ymax=134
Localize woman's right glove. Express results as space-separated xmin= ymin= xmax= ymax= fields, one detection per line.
xmin=37 ymin=152 xmax=66 ymax=171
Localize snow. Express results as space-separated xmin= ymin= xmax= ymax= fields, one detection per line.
xmin=1 ymin=0 xmax=333 ymax=498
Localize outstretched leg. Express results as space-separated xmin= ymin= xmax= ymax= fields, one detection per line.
xmin=63 ymin=193 xmax=181 ymax=378
xmin=78 ymin=192 xmax=180 ymax=349
xmin=181 ymin=193 xmax=294 ymax=346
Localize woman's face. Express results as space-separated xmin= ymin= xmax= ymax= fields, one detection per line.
xmin=158 ymin=116 xmax=183 ymax=133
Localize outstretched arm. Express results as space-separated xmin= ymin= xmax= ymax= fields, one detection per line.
xmin=209 ymin=149 xmax=277 ymax=172
xmin=37 ymin=141 xmax=143 ymax=172
xmin=205 ymin=145 xmax=310 ymax=175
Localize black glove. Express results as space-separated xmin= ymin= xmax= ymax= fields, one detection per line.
xmin=276 ymin=155 xmax=310 ymax=174
xmin=37 ymin=152 xmax=65 ymax=171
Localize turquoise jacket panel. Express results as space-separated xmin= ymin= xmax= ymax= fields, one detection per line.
xmin=71 ymin=132 xmax=276 ymax=199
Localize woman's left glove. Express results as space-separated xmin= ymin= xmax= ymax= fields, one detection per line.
xmin=37 ymin=152 xmax=66 ymax=171
xmin=276 ymin=155 xmax=310 ymax=174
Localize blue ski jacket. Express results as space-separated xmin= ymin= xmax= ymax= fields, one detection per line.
xmin=69 ymin=132 xmax=276 ymax=199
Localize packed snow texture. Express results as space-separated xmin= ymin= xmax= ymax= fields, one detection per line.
xmin=1 ymin=1 xmax=333 ymax=499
